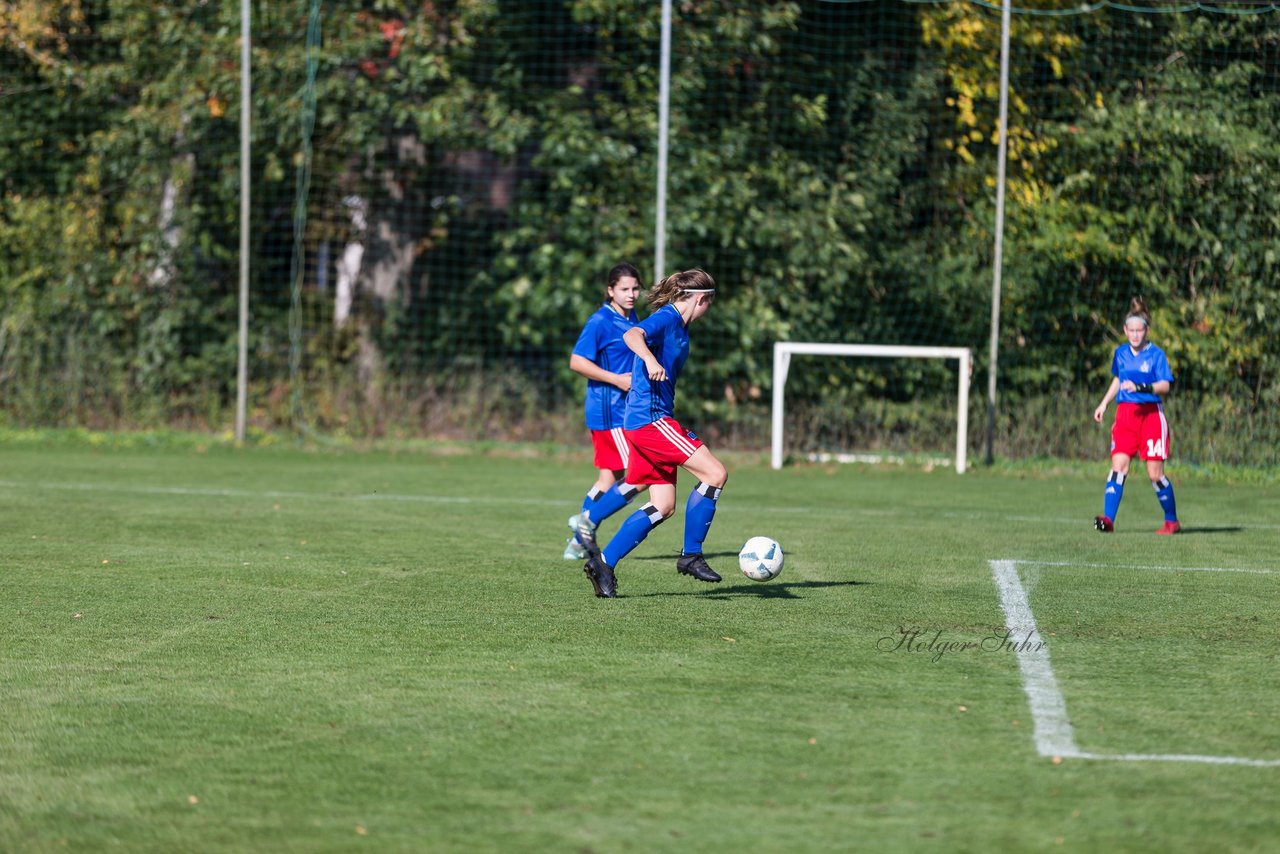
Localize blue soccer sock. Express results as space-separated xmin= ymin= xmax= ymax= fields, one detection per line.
xmin=1102 ymin=470 xmax=1126 ymax=521
xmin=682 ymin=481 xmax=723 ymax=555
xmin=580 ymin=484 xmax=606 ymax=516
xmin=570 ymin=485 xmax=609 ymax=546
xmin=584 ymin=482 xmax=641 ymax=528
xmin=602 ymin=503 xmax=667 ymax=569
xmin=1153 ymin=476 xmax=1178 ymax=522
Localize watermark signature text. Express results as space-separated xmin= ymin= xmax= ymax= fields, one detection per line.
xmin=877 ymin=626 xmax=1046 ymax=663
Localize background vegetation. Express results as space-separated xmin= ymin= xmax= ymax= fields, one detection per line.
xmin=1 ymin=1 xmax=1277 ymax=463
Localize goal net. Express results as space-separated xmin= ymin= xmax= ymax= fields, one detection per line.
xmin=772 ymin=343 xmax=972 ymax=473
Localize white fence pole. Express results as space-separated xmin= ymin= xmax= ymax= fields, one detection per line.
xmin=987 ymin=0 xmax=1012 ymax=464
xmin=654 ymin=0 xmax=672 ymax=283
xmin=235 ymin=0 xmax=251 ymax=444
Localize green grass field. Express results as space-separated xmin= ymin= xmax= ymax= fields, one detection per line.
xmin=2 ymin=435 xmax=1278 ymax=851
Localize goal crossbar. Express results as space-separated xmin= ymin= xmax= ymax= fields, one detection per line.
xmin=771 ymin=343 xmax=972 ymax=474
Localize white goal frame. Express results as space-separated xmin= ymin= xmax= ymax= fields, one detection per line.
xmin=771 ymin=343 xmax=972 ymax=473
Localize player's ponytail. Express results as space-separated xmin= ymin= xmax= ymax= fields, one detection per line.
xmin=647 ymin=269 xmax=716 ymax=310
xmin=1126 ymin=296 xmax=1150 ymax=328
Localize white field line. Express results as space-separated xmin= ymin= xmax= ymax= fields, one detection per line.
xmin=991 ymin=559 xmax=1280 ymax=767
xmin=5 ymin=478 xmax=1280 ymax=533
xmin=1065 ymin=751 xmax=1280 ymax=767
xmin=1012 ymin=559 xmax=1275 ymax=575
xmin=0 ymin=477 xmax=878 ymax=516
xmin=806 ymin=452 xmax=952 ymax=467
xmin=0 ymin=479 xmax=562 ymax=507
xmin=990 ymin=511 xmax=1280 ymax=531
xmin=991 ymin=560 xmax=1079 ymax=758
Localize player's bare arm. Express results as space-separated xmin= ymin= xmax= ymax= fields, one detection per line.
xmin=1094 ymin=377 xmax=1121 ymax=423
xmin=623 ymin=327 xmax=665 ymax=381
xmin=569 ymin=353 xmax=631 ymax=392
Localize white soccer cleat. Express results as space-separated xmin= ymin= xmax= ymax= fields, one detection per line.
xmin=563 ymin=537 xmax=587 ymax=560
xmin=575 ymin=512 xmax=600 ymax=558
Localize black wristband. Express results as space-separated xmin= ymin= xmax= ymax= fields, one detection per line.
xmin=1135 ymin=382 xmax=1153 ymax=394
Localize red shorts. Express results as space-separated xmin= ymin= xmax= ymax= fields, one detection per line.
xmin=1111 ymin=402 xmax=1170 ymax=461
xmin=624 ymin=417 xmax=704 ymax=486
xmin=590 ymin=428 xmax=631 ymax=471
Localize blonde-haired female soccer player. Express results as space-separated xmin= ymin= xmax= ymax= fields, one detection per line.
xmin=1092 ymin=296 xmax=1180 ymax=534
xmin=577 ymin=269 xmax=728 ymax=598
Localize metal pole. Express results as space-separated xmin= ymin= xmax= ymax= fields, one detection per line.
xmin=986 ymin=0 xmax=1011 ymax=465
xmin=235 ymin=0 xmax=251 ymax=444
xmin=654 ymin=0 xmax=671 ymax=283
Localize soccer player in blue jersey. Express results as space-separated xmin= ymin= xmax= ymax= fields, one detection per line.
xmin=579 ymin=269 xmax=728 ymax=598
xmin=562 ymin=263 xmax=647 ymax=559
xmin=1092 ymin=297 xmax=1181 ymax=534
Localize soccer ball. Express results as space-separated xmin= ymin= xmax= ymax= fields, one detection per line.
xmin=738 ymin=536 xmax=784 ymax=582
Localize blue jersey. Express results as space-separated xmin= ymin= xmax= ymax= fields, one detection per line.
xmin=625 ymin=304 xmax=689 ymax=430
xmin=572 ymin=303 xmax=638 ymax=430
xmin=1111 ymin=341 xmax=1174 ymax=405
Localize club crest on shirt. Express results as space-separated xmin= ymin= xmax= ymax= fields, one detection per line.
xmin=1140 ymin=360 xmax=1150 ymax=372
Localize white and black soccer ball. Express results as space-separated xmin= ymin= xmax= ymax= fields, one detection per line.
xmin=738 ymin=536 xmax=784 ymax=582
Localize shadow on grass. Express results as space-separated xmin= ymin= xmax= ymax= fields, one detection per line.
xmin=630 ymin=579 xmax=868 ymax=600
xmin=628 ymin=550 xmax=745 ymax=561
xmin=1106 ymin=526 xmax=1243 ymax=536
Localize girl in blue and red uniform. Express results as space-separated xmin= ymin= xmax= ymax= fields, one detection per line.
xmin=1092 ymin=297 xmax=1180 ymax=534
xmin=578 ymin=269 xmax=728 ymax=598
xmin=563 ymin=263 xmax=647 ymax=559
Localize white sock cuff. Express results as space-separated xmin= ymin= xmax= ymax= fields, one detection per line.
xmin=694 ymin=481 xmax=723 ymax=500
xmin=640 ymin=503 xmax=666 ymax=525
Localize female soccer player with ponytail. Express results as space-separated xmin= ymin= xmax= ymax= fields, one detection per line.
xmin=1092 ymin=297 xmax=1181 ymax=534
xmin=578 ymin=269 xmax=728 ymax=598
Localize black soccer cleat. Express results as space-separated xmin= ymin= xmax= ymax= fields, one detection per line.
xmin=676 ymin=553 xmax=722 ymax=584
xmin=584 ymin=555 xmax=617 ymax=598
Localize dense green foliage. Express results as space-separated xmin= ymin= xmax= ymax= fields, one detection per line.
xmin=1 ymin=1 xmax=1277 ymax=461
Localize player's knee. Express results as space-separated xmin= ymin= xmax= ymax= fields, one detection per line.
xmin=703 ymin=460 xmax=728 ymax=489
xmin=694 ymin=478 xmax=727 ymax=500
xmin=647 ymin=497 xmax=676 ymax=518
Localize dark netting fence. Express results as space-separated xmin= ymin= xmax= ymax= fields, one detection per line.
xmin=2 ymin=1 xmax=1277 ymax=464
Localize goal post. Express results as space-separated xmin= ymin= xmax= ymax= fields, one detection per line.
xmin=771 ymin=343 xmax=972 ymax=473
